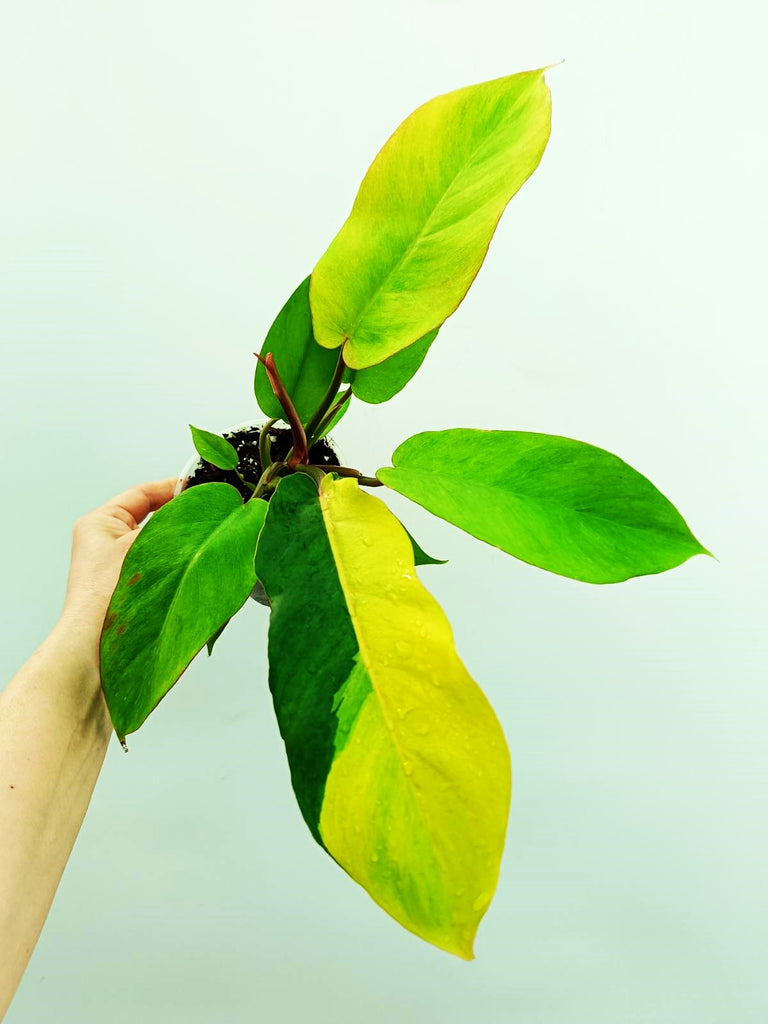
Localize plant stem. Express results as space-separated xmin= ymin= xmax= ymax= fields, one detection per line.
xmin=233 ymin=467 xmax=256 ymax=493
xmin=259 ymin=418 xmax=278 ymax=471
xmin=252 ymin=461 xmax=285 ymax=500
xmin=305 ymin=464 xmax=384 ymax=488
xmin=305 ymin=386 xmax=352 ymax=449
xmin=255 ymin=353 xmax=308 ymax=466
xmin=304 ymin=350 xmax=347 ymax=442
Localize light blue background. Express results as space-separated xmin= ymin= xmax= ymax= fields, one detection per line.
xmin=1 ymin=1 xmax=765 ymax=1021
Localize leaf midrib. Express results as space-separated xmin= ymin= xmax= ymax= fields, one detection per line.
xmin=345 ymin=83 xmax=535 ymax=340
xmin=147 ymin=502 xmax=256 ymax=676
xmin=384 ymin=468 xmax=693 ymax=545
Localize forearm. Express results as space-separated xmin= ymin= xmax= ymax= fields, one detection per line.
xmin=0 ymin=617 xmax=112 ymax=1018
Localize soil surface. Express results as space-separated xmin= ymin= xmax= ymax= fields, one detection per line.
xmin=184 ymin=424 xmax=340 ymax=501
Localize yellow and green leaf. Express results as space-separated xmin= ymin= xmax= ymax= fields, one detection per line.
xmin=310 ymin=69 xmax=552 ymax=369
xmin=255 ymin=474 xmax=510 ymax=958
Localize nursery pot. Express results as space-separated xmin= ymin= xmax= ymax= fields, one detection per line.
xmin=175 ymin=419 xmax=340 ymax=604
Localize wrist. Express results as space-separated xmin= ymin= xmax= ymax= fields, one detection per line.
xmin=46 ymin=614 xmax=104 ymax=699
xmin=55 ymin=595 xmax=106 ymax=658
xmin=4 ymin=619 xmax=113 ymax=752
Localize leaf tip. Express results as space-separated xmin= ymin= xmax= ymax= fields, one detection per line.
xmin=698 ymin=542 xmax=717 ymax=563
xmin=438 ymin=921 xmax=478 ymax=961
xmin=681 ymin=523 xmax=714 ymax=564
xmin=454 ymin=939 xmax=476 ymax=962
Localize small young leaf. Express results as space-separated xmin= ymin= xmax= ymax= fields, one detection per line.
xmin=255 ymin=474 xmax=509 ymax=959
xmin=311 ymin=69 xmax=552 ymax=369
xmin=378 ymin=430 xmax=710 ymax=584
xmin=347 ymin=328 xmax=439 ymax=404
xmin=255 ymin=276 xmax=340 ymax=424
xmin=189 ymin=425 xmax=240 ymax=471
xmin=101 ymin=484 xmax=268 ymax=739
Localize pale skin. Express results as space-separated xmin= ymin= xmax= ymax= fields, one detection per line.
xmin=0 ymin=479 xmax=177 ymax=1020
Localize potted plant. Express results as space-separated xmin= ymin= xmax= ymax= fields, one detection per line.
xmin=100 ymin=67 xmax=709 ymax=960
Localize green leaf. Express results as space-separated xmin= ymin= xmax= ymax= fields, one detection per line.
xmin=401 ymin=522 xmax=447 ymax=566
xmin=255 ymin=474 xmax=509 ymax=959
xmin=189 ymin=425 xmax=240 ymax=471
xmin=206 ymin=618 xmax=231 ymax=656
xmin=346 ymin=328 xmax=439 ymax=404
xmin=377 ymin=430 xmax=710 ymax=584
xmin=255 ymin=276 xmax=340 ymax=424
xmin=311 ymin=69 xmax=551 ymax=369
xmin=101 ymin=484 xmax=268 ymax=740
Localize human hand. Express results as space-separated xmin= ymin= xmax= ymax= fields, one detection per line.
xmin=0 ymin=481 xmax=177 ymax=1015
xmin=59 ymin=479 xmax=177 ymax=657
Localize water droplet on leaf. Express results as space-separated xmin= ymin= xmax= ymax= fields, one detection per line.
xmin=472 ymin=891 xmax=491 ymax=912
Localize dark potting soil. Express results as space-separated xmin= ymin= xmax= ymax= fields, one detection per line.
xmin=183 ymin=424 xmax=340 ymax=501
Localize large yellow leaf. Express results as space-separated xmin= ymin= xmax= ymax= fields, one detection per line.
xmin=311 ymin=69 xmax=552 ymax=369
xmin=255 ymin=473 xmax=511 ymax=957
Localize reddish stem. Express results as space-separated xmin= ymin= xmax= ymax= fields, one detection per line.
xmin=255 ymin=352 xmax=308 ymax=466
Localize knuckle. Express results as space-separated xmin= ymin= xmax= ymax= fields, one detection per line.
xmin=72 ymin=513 xmax=92 ymax=535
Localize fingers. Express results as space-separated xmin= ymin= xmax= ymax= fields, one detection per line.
xmin=99 ymin=478 xmax=178 ymax=530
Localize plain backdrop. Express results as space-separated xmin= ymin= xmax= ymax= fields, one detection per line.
xmin=1 ymin=1 xmax=765 ymax=1022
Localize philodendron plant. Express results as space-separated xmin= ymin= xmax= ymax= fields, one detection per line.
xmin=100 ymin=68 xmax=709 ymax=959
